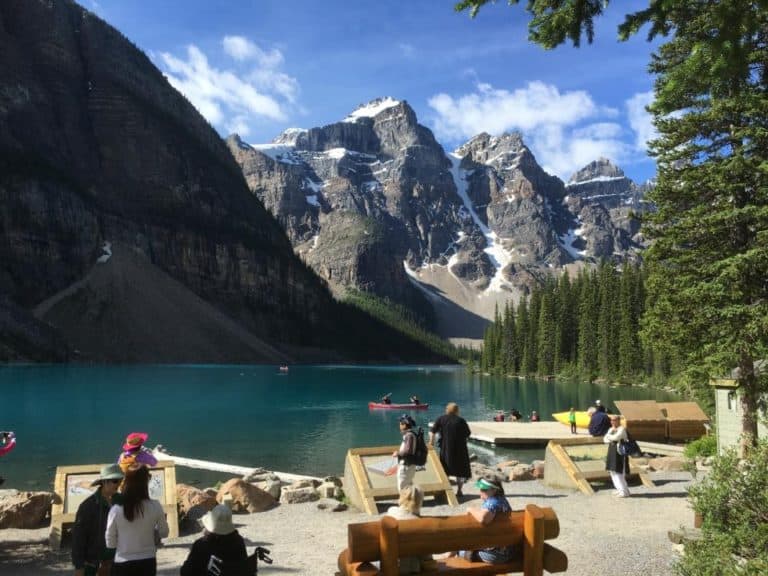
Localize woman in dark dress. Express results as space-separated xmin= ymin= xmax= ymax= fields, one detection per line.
xmin=429 ymin=402 xmax=472 ymax=496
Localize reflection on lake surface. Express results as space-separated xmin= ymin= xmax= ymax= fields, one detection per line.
xmin=0 ymin=364 xmax=677 ymax=488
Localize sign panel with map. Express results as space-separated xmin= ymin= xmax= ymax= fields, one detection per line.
xmin=50 ymin=460 xmax=178 ymax=548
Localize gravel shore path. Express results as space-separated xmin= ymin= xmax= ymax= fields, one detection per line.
xmin=0 ymin=471 xmax=694 ymax=576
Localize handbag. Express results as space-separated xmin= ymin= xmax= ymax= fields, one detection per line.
xmin=617 ymin=438 xmax=640 ymax=457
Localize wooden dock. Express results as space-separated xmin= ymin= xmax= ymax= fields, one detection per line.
xmin=467 ymin=421 xmax=686 ymax=456
xmin=468 ymin=421 xmax=582 ymax=446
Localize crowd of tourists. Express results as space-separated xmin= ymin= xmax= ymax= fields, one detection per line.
xmin=71 ymin=432 xmax=255 ymax=576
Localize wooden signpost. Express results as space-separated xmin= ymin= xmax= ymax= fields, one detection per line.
xmin=343 ymin=445 xmax=457 ymax=515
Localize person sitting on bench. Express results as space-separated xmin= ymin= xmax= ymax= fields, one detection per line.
xmin=454 ymin=477 xmax=515 ymax=564
xmin=385 ymin=485 xmax=435 ymax=574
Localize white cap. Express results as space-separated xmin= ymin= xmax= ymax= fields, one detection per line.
xmin=595 ymin=400 xmax=602 ymax=405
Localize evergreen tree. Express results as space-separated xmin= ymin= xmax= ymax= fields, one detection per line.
xmin=457 ymin=0 xmax=768 ymax=453
xmin=516 ymin=296 xmax=532 ymax=375
xmin=502 ymin=300 xmax=518 ymax=374
xmin=577 ymin=268 xmax=598 ymax=378
xmin=537 ymin=282 xmax=557 ymax=375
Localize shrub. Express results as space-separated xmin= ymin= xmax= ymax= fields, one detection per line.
xmin=683 ymin=434 xmax=717 ymax=460
xmin=674 ymin=439 xmax=768 ymax=575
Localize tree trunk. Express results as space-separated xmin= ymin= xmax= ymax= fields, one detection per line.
xmin=738 ymin=354 xmax=759 ymax=458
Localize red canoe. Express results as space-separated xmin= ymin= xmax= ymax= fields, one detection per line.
xmin=369 ymin=402 xmax=429 ymax=410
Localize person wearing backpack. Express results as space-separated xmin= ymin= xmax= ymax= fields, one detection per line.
xmin=180 ymin=504 xmax=249 ymax=576
xmin=392 ymin=414 xmax=418 ymax=491
xmin=429 ymin=403 xmax=471 ymax=497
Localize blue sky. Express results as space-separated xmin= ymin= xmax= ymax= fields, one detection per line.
xmin=85 ymin=0 xmax=660 ymax=183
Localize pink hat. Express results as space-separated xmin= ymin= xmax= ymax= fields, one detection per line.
xmin=123 ymin=432 xmax=149 ymax=451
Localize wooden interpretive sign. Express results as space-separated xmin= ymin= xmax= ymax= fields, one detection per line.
xmin=543 ymin=437 xmax=653 ymax=495
xmin=343 ymin=445 xmax=457 ymax=515
xmin=49 ymin=460 xmax=178 ymax=548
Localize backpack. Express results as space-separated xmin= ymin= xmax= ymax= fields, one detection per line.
xmin=407 ymin=427 xmax=428 ymax=466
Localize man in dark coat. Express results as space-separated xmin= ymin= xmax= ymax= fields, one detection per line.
xmin=588 ymin=408 xmax=611 ymax=437
xmin=72 ymin=464 xmax=123 ymax=576
xmin=430 ymin=402 xmax=471 ymax=496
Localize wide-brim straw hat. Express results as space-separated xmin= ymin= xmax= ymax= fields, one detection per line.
xmin=91 ymin=463 xmax=124 ymax=486
xmin=202 ymin=504 xmax=236 ymax=535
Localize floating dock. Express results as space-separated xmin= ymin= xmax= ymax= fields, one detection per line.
xmin=467 ymin=421 xmax=685 ymax=456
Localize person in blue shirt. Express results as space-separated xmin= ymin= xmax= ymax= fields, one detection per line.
xmin=457 ymin=477 xmax=515 ymax=564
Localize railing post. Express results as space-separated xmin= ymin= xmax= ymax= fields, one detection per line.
xmin=379 ymin=515 xmax=400 ymax=576
xmin=523 ymin=504 xmax=545 ymax=576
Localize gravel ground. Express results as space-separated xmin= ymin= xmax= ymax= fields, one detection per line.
xmin=0 ymin=471 xmax=695 ymax=576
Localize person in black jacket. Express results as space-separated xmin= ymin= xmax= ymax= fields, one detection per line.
xmin=588 ymin=407 xmax=611 ymax=437
xmin=181 ymin=504 xmax=249 ymax=576
xmin=72 ymin=464 xmax=124 ymax=576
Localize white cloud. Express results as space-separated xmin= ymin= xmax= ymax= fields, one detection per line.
xmin=626 ymin=91 xmax=656 ymax=151
xmin=428 ymin=81 xmax=646 ymax=180
xmin=222 ymin=36 xmax=284 ymax=68
xmin=531 ymin=125 xmax=630 ymax=179
xmin=158 ymin=38 xmax=300 ymax=135
xmin=428 ymin=81 xmax=596 ymax=142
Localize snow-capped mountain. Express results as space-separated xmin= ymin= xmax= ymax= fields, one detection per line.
xmin=227 ymin=99 xmax=648 ymax=338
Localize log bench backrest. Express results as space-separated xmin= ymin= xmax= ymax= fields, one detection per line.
xmin=342 ymin=504 xmax=566 ymax=576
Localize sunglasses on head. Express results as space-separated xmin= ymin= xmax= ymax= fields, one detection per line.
xmin=106 ymin=479 xmax=122 ymax=484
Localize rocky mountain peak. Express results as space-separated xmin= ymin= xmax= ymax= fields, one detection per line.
xmin=273 ymin=127 xmax=308 ymax=145
xmin=568 ymin=157 xmax=625 ymax=184
xmin=342 ymin=97 xmax=405 ymax=123
xmin=455 ymin=131 xmax=528 ymax=167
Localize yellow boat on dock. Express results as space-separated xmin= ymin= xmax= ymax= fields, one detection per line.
xmin=552 ymin=411 xmax=592 ymax=429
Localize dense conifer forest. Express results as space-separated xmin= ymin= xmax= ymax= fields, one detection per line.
xmin=476 ymin=262 xmax=670 ymax=383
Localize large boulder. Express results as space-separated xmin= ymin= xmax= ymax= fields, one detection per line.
xmin=176 ymin=483 xmax=218 ymax=524
xmin=0 ymin=491 xmax=53 ymax=528
xmin=216 ymin=478 xmax=277 ymax=513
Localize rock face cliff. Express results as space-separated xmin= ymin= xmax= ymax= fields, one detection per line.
xmin=0 ymin=1 xmax=444 ymax=363
xmin=230 ymin=103 xmax=648 ymax=338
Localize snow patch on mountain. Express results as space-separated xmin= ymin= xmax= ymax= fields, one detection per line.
xmin=448 ymin=153 xmax=513 ymax=292
xmin=567 ymin=175 xmax=626 ymax=187
xmin=250 ymin=143 xmax=302 ymax=165
xmin=559 ymin=227 xmax=587 ymax=259
xmin=343 ymin=97 xmax=401 ymax=123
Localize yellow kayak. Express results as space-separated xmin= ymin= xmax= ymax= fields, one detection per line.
xmin=552 ymin=411 xmax=591 ymax=429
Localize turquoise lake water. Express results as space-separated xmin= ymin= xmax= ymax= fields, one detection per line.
xmin=0 ymin=364 xmax=677 ymax=489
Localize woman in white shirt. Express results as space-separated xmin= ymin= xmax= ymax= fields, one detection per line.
xmin=105 ymin=466 xmax=169 ymax=575
xmin=603 ymin=415 xmax=631 ymax=497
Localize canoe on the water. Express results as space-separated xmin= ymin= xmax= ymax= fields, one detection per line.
xmin=552 ymin=411 xmax=592 ymax=429
xmin=369 ymin=402 xmax=429 ymax=410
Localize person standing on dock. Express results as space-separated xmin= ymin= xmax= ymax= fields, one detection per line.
xmin=588 ymin=407 xmax=611 ymax=437
xmin=430 ymin=402 xmax=471 ymax=497
xmin=568 ymin=408 xmax=577 ymax=434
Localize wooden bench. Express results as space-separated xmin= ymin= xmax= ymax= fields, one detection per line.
xmin=338 ymin=504 xmax=567 ymax=576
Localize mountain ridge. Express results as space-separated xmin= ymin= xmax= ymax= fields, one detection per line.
xmin=229 ymin=98 xmax=648 ymax=339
